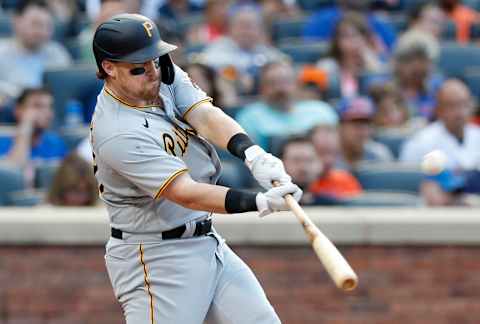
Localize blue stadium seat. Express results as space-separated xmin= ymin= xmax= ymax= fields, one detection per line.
xmin=271 ymin=17 xmax=307 ymax=43
xmin=373 ymin=133 xmax=408 ymax=159
xmin=464 ymin=0 xmax=480 ymax=10
xmin=297 ymin=0 xmax=335 ymax=11
xmin=0 ymin=166 xmax=25 ymax=206
xmin=462 ymin=68 xmax=480 ymax=101
xmin=60 ymin=126 xmax=89 ymax=151
xmin=353 ymin=162 xmax=423 ymax=193
xmin=470 ymin=22 xmax=480 ymax=40
xmin=389 ymin=13 xmax=408 ymax=34
xmin=0 ymin=14 xmax=12 ymax=37
xmin=43 ymin=65 xmax=103 ymax=127
xmin=279 ymin=41 xmax=329 ymax=64
xmin=442 ymin=20 xmax=457 ymax=40
xmin=342 ymin=191 xmax=421 ymax=207
xmin=438 ymin=42 xmax=480 ymax=78
xmin=35 ymin=162 xmax=60 ymax=190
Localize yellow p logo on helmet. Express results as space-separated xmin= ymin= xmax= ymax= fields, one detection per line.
xmin=142 ymin=21 xmax=154 ymax=38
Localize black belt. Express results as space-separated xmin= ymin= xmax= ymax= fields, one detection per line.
xmin=111 ymin=218 xmax=212 ymax=240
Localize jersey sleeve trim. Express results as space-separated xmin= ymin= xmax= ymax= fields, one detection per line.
xmin=154 ymin=167 xmax=189 ymax=199
xmin=182 ymin=97 xmax=213 ymax=119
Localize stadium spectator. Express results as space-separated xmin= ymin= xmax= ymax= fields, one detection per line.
xmin=157 ymin=0 xmax=203 ymax=21
xmin=0 ymin=0 xmax=72 ymax=98
xmin=0 ymin=87 xmax=67 ymax=185
xmin=337 ymin=96 xmax=394 ymax=170
xmin=303 ymin=0 xmax=397 ymax=52
xmin=260 ymin=0 xmax=302 ymax=29
xmin=440 ymin=0 xmax=480 ymax=43
xmin=186 ymin=0 xmax=230 ymax=45
xmin=368 ymin=82 xmax=423 ymax=132
xmin=309 ymin=125 xmax=362 ymax=200
xmin=279 ymin=135 xmax=324 ymax=205
xmin=77 ymin=0 xmax=127 ymax=64
xmin=184 ymin=61 xmax=239 ymax=111
xmin=296 ymin=65 xmax=329 ymax=101
xmin=47 ymin=153 xmax=98 ymax=206
xmin=201 ymin=5 xmax=286 ymax=94
xmin=46 ymin=0 xmax=82 ymax=39
xmin=235 ymin=60 xmax=338 ymax=149
xmin=317 ymin=13 xmax=386 ymax=98
xmin=400 ymin=79 xmax=480 ymax=170
xmin=406 ymin=2 xmax=446 ymax=40
xmin=420 ymin=168 xmax=468 ymax=206
xmin=392 ymin=30 xmax=443 ymax=121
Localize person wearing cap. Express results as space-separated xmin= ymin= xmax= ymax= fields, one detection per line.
xmin=336 ymin=96 xmax=394 ymax=170
xmin=90 ymin=13 xmax=302 ymax=324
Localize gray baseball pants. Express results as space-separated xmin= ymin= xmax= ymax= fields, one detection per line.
xmin=105 ymin=230 xmax=281 ymax=324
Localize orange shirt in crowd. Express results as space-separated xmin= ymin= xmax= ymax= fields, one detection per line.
xmin=309 ymin=170 xmax=362 ymax=199
xmin=448 ymin=5 xmax=479 ymax=43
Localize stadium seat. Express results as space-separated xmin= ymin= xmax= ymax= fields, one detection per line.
xmin=389 ymin=14 xmax=408 ymax=34
xmin=470 ymin=22 xmax=480 ymax=40
xmin=271 ymin=17 xmax=307 ymax=43
xmin=64 ymin=38 xmax=83 ymax=61
xmin=464 ymin=0 xmax=480 ymax=10
xmin=438 ymin=42 xmax=480 ymax=78
xmin=60 ymin=126 xmax=89 ymax=151
xmin=462 ymin=68 xmax=480 ymax=101
xmin=353 ymin=162 xmax=423 ymax=193
xmin=0 ymin=13 xmax=12 ymax=37
xmin=297 ymin=0 xmax=335 ymax=11
xmin=342 ymin=191 xmax=422 ymax=207
xmin=43 ymin=65 xmax=103 ymax=127
xmin=373 ymin=133 xmax=408 ymax=159
xmin=442 ymin=20 xmax=457 ymax=40
xmin=279 ymin=41 xmax=329 ymax=64
xmin=35 ymin=162 xmax=61 ymax=190
xmin=0 ymin=165 xmax=25 ymax=206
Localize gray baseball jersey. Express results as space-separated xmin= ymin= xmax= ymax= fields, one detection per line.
xmin=94 ymin=64 xmax=280 ymax=324
xmin=91 ymin=64 xmax=221 ymax=234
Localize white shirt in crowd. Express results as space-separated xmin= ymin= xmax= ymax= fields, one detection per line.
xmin=400 ymin=121 xmax=480 ymax=170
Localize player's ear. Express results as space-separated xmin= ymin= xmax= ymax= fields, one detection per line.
xmin=102 ymin=60 xmax=116 ymax=78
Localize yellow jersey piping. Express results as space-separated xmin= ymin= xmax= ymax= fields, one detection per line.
xmin=182 ymin=97 xmax=213 ymax=119
xmin=139 ymin=244 xmax=155 ymax=324
xmin=154 ymin=168 xmax=188 ymax=199
xmin=104 ymin=87 xmax=161 ymax=109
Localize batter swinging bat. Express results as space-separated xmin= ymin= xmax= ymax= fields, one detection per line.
xmin=276 ymin=182 xmax=358 ymax=291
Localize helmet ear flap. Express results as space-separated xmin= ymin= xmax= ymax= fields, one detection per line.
xmin=159 ymin=54 xmax=175 ymax=85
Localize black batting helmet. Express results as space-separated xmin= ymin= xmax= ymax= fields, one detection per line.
xmin=93 ymin=13 xmax=177 ymax=84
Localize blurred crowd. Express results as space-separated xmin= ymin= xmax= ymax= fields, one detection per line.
xmin=0 ymin=0 xmax=480 ymax=208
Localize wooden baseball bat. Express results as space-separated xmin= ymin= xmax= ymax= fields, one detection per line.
xmin=275 ymin=182 xmax=358 ymax=291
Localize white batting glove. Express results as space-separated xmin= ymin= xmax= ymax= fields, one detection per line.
xmin=256 ymin=183 xmax=303 ymax=217
xmin=245 ymin=145 xmax=291 ymax=189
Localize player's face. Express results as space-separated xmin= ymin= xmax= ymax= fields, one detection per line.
xmin=113 ymin=59 xmax=161 ymax=102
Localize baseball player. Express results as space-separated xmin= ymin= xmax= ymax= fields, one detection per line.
xmin=90 ymin=14 xmax=302 ymax=324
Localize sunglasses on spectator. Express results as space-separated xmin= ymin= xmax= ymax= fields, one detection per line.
xmin=129 ymin=58 xmax=160 ymax=76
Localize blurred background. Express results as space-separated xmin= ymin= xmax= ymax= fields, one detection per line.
xmin=0 ymin=0 xmax=479 ymax=323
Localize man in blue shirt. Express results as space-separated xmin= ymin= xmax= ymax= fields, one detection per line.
xmin=0 ymin=87 xmax=67 ymax=168
xmin=235 ymin=60 xmax=338 ymax=150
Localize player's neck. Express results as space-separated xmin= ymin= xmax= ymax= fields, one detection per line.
xmin=105 ymin=81 xmax=160 ymax=107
